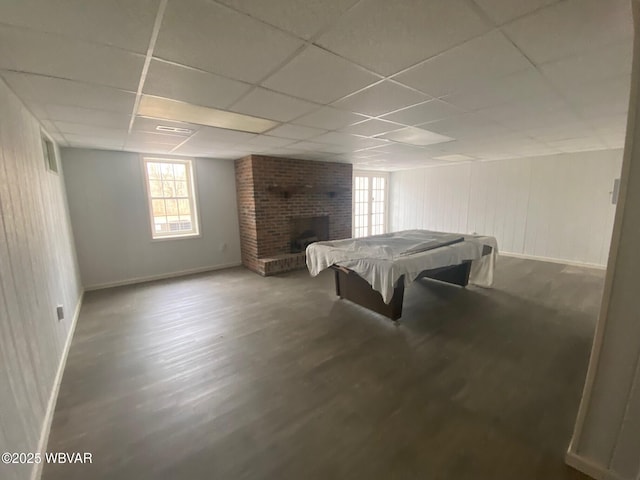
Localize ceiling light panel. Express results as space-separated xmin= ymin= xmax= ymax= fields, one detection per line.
xmin=378 ymin=127 xmax=454 ymax=146
xmin=137 ymin=95 xmax=278 ymax=133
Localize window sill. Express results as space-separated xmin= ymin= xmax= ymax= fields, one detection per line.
xmin=151 ymin=233 xmax=202 ymax=242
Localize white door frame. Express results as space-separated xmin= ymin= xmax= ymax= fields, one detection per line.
xmin=352 ymin=170 xmax=389 ymax=237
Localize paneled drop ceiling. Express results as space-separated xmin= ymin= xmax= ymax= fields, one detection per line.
xmin=0 ymin=0 xmax=633 ymax=170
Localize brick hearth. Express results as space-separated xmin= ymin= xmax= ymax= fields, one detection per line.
xmin=235 ymin=155 xmax=352 ymax=276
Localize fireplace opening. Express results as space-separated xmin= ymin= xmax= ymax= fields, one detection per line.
xmin=291 ymin=216 xmax=329 ymax=253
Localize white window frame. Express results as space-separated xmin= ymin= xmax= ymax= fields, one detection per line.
xmin=142 ymin=157 xmax=200 ymax=240
xmin=353 ymin=170 xmax=389 ymax=238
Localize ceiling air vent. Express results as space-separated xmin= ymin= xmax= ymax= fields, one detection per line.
xmin=155 ymin=125 xmax=193 ymax=135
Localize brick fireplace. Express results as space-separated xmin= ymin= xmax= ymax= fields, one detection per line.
xmin=235 ymin=155 xmax=352 ymax=276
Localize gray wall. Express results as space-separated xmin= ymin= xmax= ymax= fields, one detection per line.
xmin=567 ymin=3 xmax=640 ymax=478
xmin=61 ymin=148 xmax=242 ymax=289
xmin=0 ymin=80 xmax=81 ymax=480
xmin=390 ymin=149 xmax=622 ymax=267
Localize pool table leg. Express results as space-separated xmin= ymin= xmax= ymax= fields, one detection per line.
xmin=333 ymin=268 xmax=404 ymax=320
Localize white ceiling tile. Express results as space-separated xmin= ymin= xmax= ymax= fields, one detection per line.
xmin=44 ymin=105 xmax=131 ymax=129
xmin=442 ymin=68 xmax=554 ymax=111
xmin=216 ymin=0 xmax=359 ymax=39
xmin=503 ymin=0 xmax=633 ymax=65
xmin=394 ymin=30 xmax=531 ymax=98
xmin=312 ymin=131 xmax=389 ymax=149
xmin=0 ymin=26 xmax=144 ymax=91
xmin=333 ymin=81 xmax=430 ymax=116
xmin=54 ymin=121 xmax=128 ymax=139
xmin=545 ymin=137 xmax=607 ymax=153
xmin=0 ymin=0 xmax=160 ymax=53
xmin=2 ymin=72 xmax=136 ymax=113
xmin=155 ymin=0 xmax=303 ymax=83
xmin=64 ymin=133 xmax=125 ymax=148
xmin=539 ymin=41 xmax=632 ymax=90
xmin=473 ymin=0 xmax=560 ymax=25
xmin=286 ymin=141 xmax=349 ymax=154
xmin=144 ymin=60 xmax=251 ymax=109
xmin=561 ymin=75 xmax=631 ymax=117
xmin=230 ymin=88 xmax=318 ymax=122
xmin=380 ymin=100 xmax=464 ymax=126
xmin=526 ymin=123 xmax=597 ymax=143
xmin=245 ymin=135 xmax=297 ymax=148
xmin=317 ymin=0 xmax=490 ymax=75
xmin=266 ymin=124 xmax=328 ymax=140
xmin=185 ymin=126 xmax=258 ymax=146
xmin=126 ymin=131 xmax=188 ymax=146
xmin=474 ymin=94 xmax=578 ymax=130
xmin=420 ymin=113 xmax=514 ymax=140
xmin=340 ymin=119 xmax=402 ymax=136
xmin=262 ymin=46 xmax=380 ymax=104
xmin=293 ymin=106 xmax=367 ymax=130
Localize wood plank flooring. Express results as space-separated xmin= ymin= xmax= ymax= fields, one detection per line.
xmin=42 ymin=257 xmax=602 ymax=480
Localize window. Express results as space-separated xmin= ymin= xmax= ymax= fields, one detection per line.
xmin=353 ymin=171 xmax=388 ymax=238
xmin=143 ymin=157 xmax=199 ymax=239
xmin=42 ymin=133 xmax=58 ymax=173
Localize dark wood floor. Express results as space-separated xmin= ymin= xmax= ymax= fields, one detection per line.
xmin=43 ymin=257 xmax=602 ymax=480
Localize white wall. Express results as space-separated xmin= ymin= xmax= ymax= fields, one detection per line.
xmin=390 ymin=149 xmax=623 ymax=267
xmin=61 ymin=148 xmax=242 ymax=289
xmin=567 ymin=4 xmax=640 ymax=478
xmin=0 ymin=80 xmax=82 ymax=480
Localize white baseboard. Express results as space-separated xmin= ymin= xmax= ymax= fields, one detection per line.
xmin=31 ymin=289 xmax=84 ymax=480
xmin=84 ymin=262 xmax=243 ymax=291
xmin=499 ymin=251 xmax=606 ymax=270
xmin=565 ymin=451 xmax=624 ymax=480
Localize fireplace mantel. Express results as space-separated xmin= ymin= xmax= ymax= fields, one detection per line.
xmin=267 ymin=184 xmax=349 ymax=199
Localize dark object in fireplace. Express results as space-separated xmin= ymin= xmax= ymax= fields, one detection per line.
xmin=292 ymin=230 xmax=319 ymax=253
xmin=290 ymin=216 xmax=329 ymax=253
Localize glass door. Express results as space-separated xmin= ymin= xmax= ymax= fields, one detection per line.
xmin=353 ymin=172 xmax=388 ymax=238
